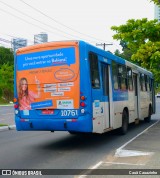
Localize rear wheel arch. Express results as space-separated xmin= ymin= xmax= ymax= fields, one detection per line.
xmin=144 ymin=104 xmax=152 ymax=123
xmin=120 ymin=108 xmax=129 ymax=135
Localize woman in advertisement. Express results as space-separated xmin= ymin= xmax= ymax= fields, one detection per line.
xmin=18 ymin=77 xmax=40 ymax=110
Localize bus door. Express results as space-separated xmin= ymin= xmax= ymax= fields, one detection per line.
xmin=133 ymin=73 xmax=139 ymax=119
xmin=101 ymin=63 xmax=111 ymax=130
xmin=89 ymin=53 xmax=110 ymax=133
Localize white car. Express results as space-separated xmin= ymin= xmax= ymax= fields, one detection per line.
xmin=156 ymin=93 xmax=160 ymax=98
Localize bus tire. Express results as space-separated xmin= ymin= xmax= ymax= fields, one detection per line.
xmin=120 ymin=110 xmax=128 ymax=135
xmin=144 ymin=106 xmax=152 ymax=123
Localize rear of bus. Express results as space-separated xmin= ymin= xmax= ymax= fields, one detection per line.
xmin=14 ymin=41 xmax=92 ymax=133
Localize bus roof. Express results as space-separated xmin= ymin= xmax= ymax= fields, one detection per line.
xmin=16 ymin=41 xmax=79 ymax=55
xmin=78 ymin=41 xmax=153 ymax=78
xmin=16 ymin=40 xmax=153 ymax=78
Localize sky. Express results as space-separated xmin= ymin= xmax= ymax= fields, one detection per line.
xmin=0 ymin=0 xmax=155 ymax=52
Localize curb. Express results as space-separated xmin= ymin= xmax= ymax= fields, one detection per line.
xmin=0 ymin=104 xmax=14 ymax=107
xmin=0 ymin=125 xmax=16 ymax=131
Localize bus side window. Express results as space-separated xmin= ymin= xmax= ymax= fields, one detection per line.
xmin=144 ymin=75 xmax=148 ymax=91
xmin=118 ymin=65 xmax=127 ymax=90
xmin=140 ymin=73 xmax=145 ymax=91
xmin=127 ymin=67 xmax=133 ymax=91
xmin=89 ymin=52 xmax=100 ymax=89
xmin=149 ymin=77 xmax=153 ymax=91
xmin=121 ymin=65 xmax=127 ymax=90
xmin=147 ymin=76 xmax=150 ymax=91
xmin=112 ymin=61 xmax=118 ymax=90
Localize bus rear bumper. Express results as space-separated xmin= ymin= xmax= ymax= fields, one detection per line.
xmin=15 ymin=115 xmax=92 ymax=133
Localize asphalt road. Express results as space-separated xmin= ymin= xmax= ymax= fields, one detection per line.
xmin=0 ymin=120 xmax=158 ymax=170
xmin=0 ymin=99 xmax=160 ymax=178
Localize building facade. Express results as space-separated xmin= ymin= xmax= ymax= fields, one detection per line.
xmin=34 ymin=32 xmax=48 ymax=44
xmin=12 ymin=38 xmax=27 ymax=51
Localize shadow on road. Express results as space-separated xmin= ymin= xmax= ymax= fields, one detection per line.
xmin=33 ymin=120 xmax=157 ymax=152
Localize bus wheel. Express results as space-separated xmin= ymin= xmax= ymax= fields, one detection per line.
xmin=120 ymin=110 xmax=128 ymax=135
xmin=144 ymin=106 xmax=152 ymax=123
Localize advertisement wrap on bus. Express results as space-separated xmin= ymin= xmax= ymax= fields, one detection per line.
xmin=16 ymin=43 xmax=80 ymax=112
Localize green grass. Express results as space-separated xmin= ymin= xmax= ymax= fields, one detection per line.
xmin=0 ymin=97 xmax=8 ymax=104
xmin=0 ymin=97 xmax=13 ymax=105
xmin=0 ymin=124 xmax=8 ymax=127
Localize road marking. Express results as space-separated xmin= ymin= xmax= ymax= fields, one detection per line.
xmin=115 ymin=149 xmax=154 ymax=157
xmin=77 ymin=161 xmax=103 ymax=178
xmin=103 ymin=161 xmax=145 ymax=166
xmin=90 ymin=161 xmax=103 ymax=169
xmin=77 ymin=120 xmax=159 ymax=178
xmin=115 ymin=120 xmax=159 ymax=157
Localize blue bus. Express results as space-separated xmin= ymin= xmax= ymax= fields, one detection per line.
xmin=14 ymin=40 xmax=155 ymax=134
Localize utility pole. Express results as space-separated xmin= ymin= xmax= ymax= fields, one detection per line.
xmin=96 ymin=43 xmax=113 ymax=50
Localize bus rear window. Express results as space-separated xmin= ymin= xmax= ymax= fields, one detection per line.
xmin=89 ymin=52 xmax=100 ymax=89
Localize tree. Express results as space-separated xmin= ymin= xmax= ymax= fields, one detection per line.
xmin=132 ymin=41 xmax=160 ymax=82
xmin=0 ymin=46 xmax=14 ymax=66
xmin=0 ymin=47 xmax=14 ymax=102
xmin=111 ymin=18 xmax=160 ymax=83
xmin=150 ymin=0 xmax=160 ymax=6
xmin=111 ymin=18 xmax=160 ymax=52
xmin=0 ymin=63 xmax=14 ymax=102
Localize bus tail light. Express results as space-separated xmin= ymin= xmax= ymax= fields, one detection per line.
xmin=80 ymin=96 xmax=86 ymax=100
xmin=80 ymin=102 xmax=86 ymax=107
xmin=13 ymin=98 xmax=17 ymax=102
xmin=14 ymin=104 xmax=19 ymax=109
xmin=80 ymin=93 xmax=87 ymax=108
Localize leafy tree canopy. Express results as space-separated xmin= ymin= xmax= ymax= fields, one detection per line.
xmin=111 ymin=18 xmax=160 ymax=83
xmin=132 ymin=41 xmax=160 ymax=82
xmin=150 ymin=0 xmax=160 ymax=6
xmin=0 ymin=63 xmax=14 ymax=101
xmin=111 ymin=18 xmax=160 ymax=52
xmin=0 ymin=46 xmax=14 ymax=66
xmin=0 ymin=47 xmax=14 ymax=102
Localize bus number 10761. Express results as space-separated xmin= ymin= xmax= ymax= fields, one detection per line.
xmin=61 ymin=110 xmax=78 ymax=116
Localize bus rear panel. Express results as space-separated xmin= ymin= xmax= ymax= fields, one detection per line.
xmin=14 ymin=41 xmax=92 ymax=133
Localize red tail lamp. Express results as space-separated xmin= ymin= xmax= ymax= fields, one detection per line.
xmin=80 ymin=102 xmax=86 ymax=107
xmin=14 ymin=104 xmax=19 ymax=109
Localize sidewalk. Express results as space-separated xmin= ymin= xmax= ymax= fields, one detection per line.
xmin=0 ymin=104 xmax=15 ymax=131
xmin=0 ymin=125 xmax=16 ymax=131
